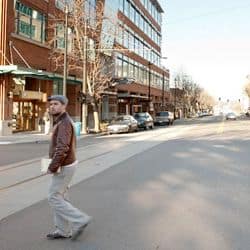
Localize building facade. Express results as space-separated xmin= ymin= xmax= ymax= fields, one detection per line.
xmin=0 ymin=0 xmax=170 ymax=135
xmin=0 ymin=0 xmax=82 ymax=135
xmin=113 ymin=0 xmax=170 ymax=115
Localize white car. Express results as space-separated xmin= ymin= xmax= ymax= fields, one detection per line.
xmin=154 ymin=111 xmax=174 ymax=125
xmin=107 ymin=115 xmax=138 ymax=134
xmin=225 ymin=112 xmax=237 ymax=120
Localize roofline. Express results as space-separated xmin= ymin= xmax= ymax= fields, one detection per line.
xmin=151 ymin=0 xmax=164 ymax=13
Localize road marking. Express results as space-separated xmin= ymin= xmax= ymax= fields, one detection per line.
xmin=0 ymin=141 xmax=12 ymax=145
xmin=216 ymin=119 xmax=225 ymax=134
xmin=213 ymin=144 xmax=226 ymax=148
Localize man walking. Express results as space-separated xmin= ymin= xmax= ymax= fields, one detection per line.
xmin=46 ymin=95 xmax=92 ymax=240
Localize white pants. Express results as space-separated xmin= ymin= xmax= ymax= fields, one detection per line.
xmin=48 ymin=164 xmax=89 ymax=236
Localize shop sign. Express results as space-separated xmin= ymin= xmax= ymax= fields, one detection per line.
xmin=20 ymin=91 xmax=43 ymax=100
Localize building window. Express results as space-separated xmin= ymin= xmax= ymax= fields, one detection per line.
xmin=119 ymin=0 xmax=124 ymax=11
xmin=55 ymin=24 xmax=73 ymax=52
xmin=53 ymin=80 xmax=63 ymax=95
xmin=123 ymin=60 xmax=128 ymax=77
xmin=15 ymin=1 xmax=46 ymax=43
xmin=87 ymin=38 xmax=96 ymax=61
xmin=116 ymin=57 xmax=123 ymax=77
xmin=55 ymin=23 xmax=65 ymax=49
xmin=129 ymin=4 xmax=135 ymax=22
xmin=124 ymin=0 xmax=129 ymax=16
xmin=85 ymin=0 xmax=96 ymax=27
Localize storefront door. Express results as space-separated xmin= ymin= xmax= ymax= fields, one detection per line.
xmin=12 ymin=101 xmax=38 ymax=132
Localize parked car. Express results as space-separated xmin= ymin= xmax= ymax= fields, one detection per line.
xmin=154 ymin=111 xmax=174 ymax=125
xmin=133 ymin=112 xmax=154 ymax=130
xmin=225 ymin=112 xmax=237 ymax=120
xmin=107 ymin=115 xmax=138 ymax=134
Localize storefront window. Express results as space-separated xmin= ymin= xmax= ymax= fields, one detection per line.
xmin=53 ymin=80 xmax=63 ymax=95
xmin=15 ymin=1 xmax=46 ymax=43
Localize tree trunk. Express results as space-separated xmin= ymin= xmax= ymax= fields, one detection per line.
xmin=92 ymin=101 xmax=100 ymax=133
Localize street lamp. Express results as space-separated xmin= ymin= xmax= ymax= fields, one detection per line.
xmin=162 ymin=72 xmax=165 ymax=109
xmin=81 ymin=18 xmax=88 ymax=134
xmin=174 ymin=77 xmax=178 ymax=119
xmin=148 ymin=61 xmax=152 ymax=109
xmin=182 ymin=79 xmax=186 ymax=118
xmin=63 ymin=3 xmax=69 ymax=96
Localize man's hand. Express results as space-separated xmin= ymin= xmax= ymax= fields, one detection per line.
xmin=47 ymin=169 xmax=53 ymax=174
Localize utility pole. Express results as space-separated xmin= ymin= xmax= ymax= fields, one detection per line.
xmin=161 ymin=72 xmax=164 ymax=109
xmin=81 ymin=20 xmax=88 ymax=134
xmin=63 ymin=3 xmax=69 ymax=96
xmin=174 ymin=77 xmax=177 ymax=119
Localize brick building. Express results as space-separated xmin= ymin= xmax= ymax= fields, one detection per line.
xmin=0 ymin=0 xmax=82 ymax=135
xmin=0 ymin=0 xmax=170 ymax=135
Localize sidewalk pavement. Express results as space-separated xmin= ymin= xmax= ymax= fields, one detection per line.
xmin=0 ymin=132 xmax=88 ymax=145
xmin=0 ymin=119 xmax=190 ymax=145
xmin=0 ymin=132 xmax=51 ymax=145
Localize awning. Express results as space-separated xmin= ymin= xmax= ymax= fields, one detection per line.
xmin=0 ymin=65 xmax=82 ymax=84
xmin=118 ymin=93 xmax=148 ymax=99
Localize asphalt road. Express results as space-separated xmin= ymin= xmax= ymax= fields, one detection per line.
xmin=0 ymin=116 xmax=249 ymax=250
xmin=0 ymin=134 xmax=114 ymax=167
xmin=0 ymin=116 xmax=224 ymax=167
xmin=0 ymin=125 xmax=179 ymax=167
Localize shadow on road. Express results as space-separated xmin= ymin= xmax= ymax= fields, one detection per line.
xmin=0 ymin=127 xmax=249 ymax=250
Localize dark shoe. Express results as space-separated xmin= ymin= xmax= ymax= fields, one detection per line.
xmin=71 ymin=217 xmax=92 ymax=241
xmin=46 ymin=232 xmax=71 ymax=240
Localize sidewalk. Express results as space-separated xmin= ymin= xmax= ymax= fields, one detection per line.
xmin=0 ymin=132 xmax=88 ymax=145
xmin=0 ymin=118 xmax=191 ymax=145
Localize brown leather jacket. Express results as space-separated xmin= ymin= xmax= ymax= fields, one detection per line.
xmin=48 ymin=112 xmax=76 ymax=173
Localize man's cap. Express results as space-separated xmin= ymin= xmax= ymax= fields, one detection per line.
xmin=48 ymin=95 xmax=68 ymax=105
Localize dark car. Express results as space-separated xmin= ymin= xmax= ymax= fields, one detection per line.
xmin=154 ymin=111 xmax=174 ymax=125
xmin=133 ymin=112 xmax=154 ymax=130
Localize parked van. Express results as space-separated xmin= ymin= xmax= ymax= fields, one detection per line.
xmin=154 ymin=111 xmax=174 ymax=125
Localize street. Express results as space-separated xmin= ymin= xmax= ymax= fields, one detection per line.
xmin=0 ymin=116 xmax=249 ymax=250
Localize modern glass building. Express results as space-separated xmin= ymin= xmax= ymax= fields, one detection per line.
xmin=113 ymin=0 xmax=170 ymax=115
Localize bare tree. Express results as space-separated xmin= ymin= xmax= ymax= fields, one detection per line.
xmin=244 ymin=82 xmax=250 ymax=98
xmin=48 ymin=0 xmax=118 ymax=132
xmin=197 ymin=89 xmax=215 ymax=111
xmin=175 ymin=72 xmax=202 ymax=114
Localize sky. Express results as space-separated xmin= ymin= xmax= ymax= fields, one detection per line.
xmin=159 ymin=0 xmax=250 ymax=103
